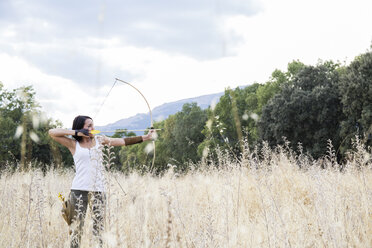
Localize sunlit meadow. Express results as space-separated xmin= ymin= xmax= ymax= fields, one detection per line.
xmin=0 ymin=141 xmax=371 ymax=248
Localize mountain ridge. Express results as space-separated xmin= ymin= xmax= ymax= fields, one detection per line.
xmin=95 ymin=91 xmax=225 ymax=135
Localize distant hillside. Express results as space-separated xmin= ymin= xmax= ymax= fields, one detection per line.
xmin=95 ymin=91 xmax=224 ymax=135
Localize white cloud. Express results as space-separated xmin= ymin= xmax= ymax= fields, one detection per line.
xmin=224 ymin=0 xmax=372 ymax=68
xmin=1 ymin=0 xmax=371 ymax=128
xmin=94 ymin=0 xmax=372 ymax=127
xmin=0 ymin=53 xmax=96 ymax=126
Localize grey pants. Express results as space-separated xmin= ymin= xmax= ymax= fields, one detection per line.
xmin=70 ymin=190 xmax=106 ymax=248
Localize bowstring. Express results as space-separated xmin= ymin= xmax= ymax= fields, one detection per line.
xmin=114 ymin=78 xmax=156 ymax=174
xmin=94 ymin=78 xmax=156 ymax=174
xmin=94 ymin=79 xmax=118 ymax=120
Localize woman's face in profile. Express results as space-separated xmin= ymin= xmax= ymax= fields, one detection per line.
xmin=83 ymin=118 xmax=94 ymax=132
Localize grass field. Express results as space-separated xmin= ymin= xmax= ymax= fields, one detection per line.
xmin=0 ymin=143 xmax=371 ymax=247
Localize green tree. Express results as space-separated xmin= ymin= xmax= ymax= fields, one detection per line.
xmin=120 ymin=103 xmax=208 ymax=174
xmin=258 ymin=62 xmax=344 ymax=158
xmin=162 ymin=103 xmax=208 ymax=171
xmin=153 ymin=115 xmax=177 ymax=172
xmin=199 ymin=85 xmax=260 ymax=160
xmin=256 ymin=60 xmax=305 ymax=114
xmin=339 ymin=50 xmax=372 ymax=150
xmin=0 ymin=83 xmax=67 ymax=170
xmin=0 ymin=84 xmax=38 ymax=168
xmin=110 ymin=130 xmax=137 ymax=172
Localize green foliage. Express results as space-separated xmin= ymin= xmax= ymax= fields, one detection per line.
xmin=258 ymin=62 xmax=344 ymax=158
xmin=157 ymin=103 xmax=207 ymax=172
xmin=257 ymin=60 xmax=305 ymax=113
xmin=119 ymin=138 xmax=153 ymax=174
xmin=119 ymin=103 xmax=208 ymax=174
xmin=108 ymin=130 xmax=136 ymax=171
xmin=0 ymin=83 xmax=67 ymax=170
xmin=198 ymin=61 xmax=305 ymax=161
xmin=286 ymin=60 xmax=306 ymax=80
xmin=199 ymin=85 xmax=261 ymax=160
xmin=0 ymin=84 xmax=36 ymax=164
xmin=339 ymin=50 xmax=372 ymax=150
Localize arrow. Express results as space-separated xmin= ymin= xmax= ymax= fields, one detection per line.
xmin=90 ymin=129 xmax=163 ymax=135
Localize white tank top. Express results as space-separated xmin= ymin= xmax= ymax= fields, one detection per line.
xmin=71 ymin=136 xmax=106 ymax=192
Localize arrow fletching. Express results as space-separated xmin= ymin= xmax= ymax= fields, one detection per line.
xmin=90 ymin=130 xmax=101 ymax=134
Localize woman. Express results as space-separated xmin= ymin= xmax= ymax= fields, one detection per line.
xmin=49 ymin=115 xmax=155 ymax=248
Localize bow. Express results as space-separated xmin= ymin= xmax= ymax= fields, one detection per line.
xmin=95 ymin=78 xmax=156 ymax=172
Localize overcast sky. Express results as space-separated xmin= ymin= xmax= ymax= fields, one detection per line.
xmin=1 ymin=0 xmax=371 ymax=127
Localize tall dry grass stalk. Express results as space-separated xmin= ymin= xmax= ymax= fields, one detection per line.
xmin=0 ymin=142 xmax=371 ymax=247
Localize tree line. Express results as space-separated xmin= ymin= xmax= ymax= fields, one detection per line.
xmin=0 ymin=48 xmax=371 ymax=173
xmin=0 ymin=84 xmax=73 ymax=171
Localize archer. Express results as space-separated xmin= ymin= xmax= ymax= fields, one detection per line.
xmin=48 ymin=115 xmax=155 ymax=248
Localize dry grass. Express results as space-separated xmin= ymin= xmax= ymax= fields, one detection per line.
xmin=0 ymin=143 xmax=371 ymax=248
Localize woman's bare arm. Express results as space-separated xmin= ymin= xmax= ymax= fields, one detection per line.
xmin=48 ymin=129 xmax=76 ymax=154
xmin=101 ymin=131 xmax=154 ymax=146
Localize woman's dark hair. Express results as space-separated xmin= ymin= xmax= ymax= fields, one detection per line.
xmin=72 ymin=115 xmax=92 ymax=141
